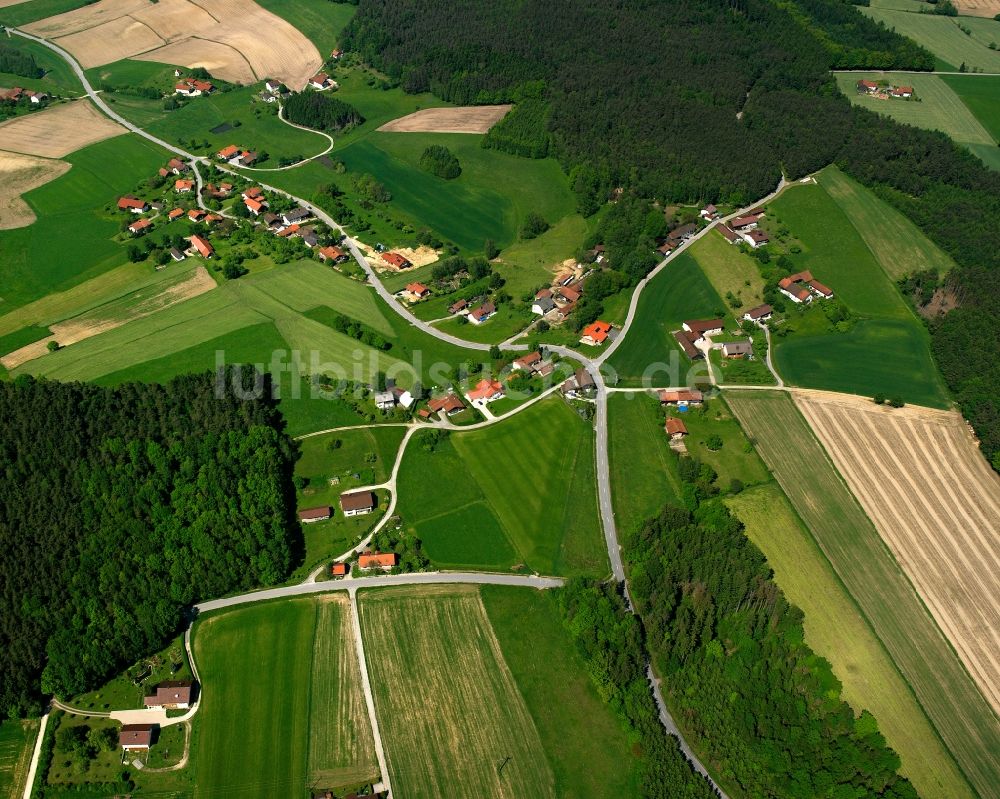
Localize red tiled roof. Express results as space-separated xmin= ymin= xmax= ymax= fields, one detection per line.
xmin=581 ymin=320 xmax=612 ymax=343
xmin=428 ymin=393 xmax=465 ymax=413
xmin=276 ymin=224 xmax=300 ymax=238
xmin=117 ymin=196 xmax=147 ymax=211
xmin=730 ymin=213 xmax=762 ymax=229
xmin=174 ymin=179 xmax=194 ymax=191
xmin=382 ymin=252 xmax=411 ymax=269
xmin=319 ymin=246 xmax=346 ymax=261
xmin=468 ymin=378 xmax=504 ymax=401
xmin=217 ymin=145 xmax=239 ymax=159
xmin=665 ymin=417 xmax=688 ymax=435
xmin=514 ymin=351 xmax=542 ymax=369
xmin=406 ymin=282 xmax=429 ymax=295
xmin=128 ymin=218 xmax=152 ymax=232
xmin=330 ymin=562 xmax=348 ymax=576
xmin=659 ymin=389 xmax=704 ymax=403
xmin=189 ymin=234 xmax=213 ymax=258
xmin=168 ymin=208 xmax=184 ymax=220
xmin=358 ymin=552 xmax=398 ymax=569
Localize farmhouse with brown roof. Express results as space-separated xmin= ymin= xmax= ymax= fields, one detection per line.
xmin=298 ymin=506 xmax=332 ymax=523
xmin=427 ymin=393 xmax=465 ymax=416
xmin=119 ymin=724 xmax=156 ymax=750
xmin=857 ymin=79 xmax=878 ymax=93
xmin=188 ymin=234 xmax=214 ymax=259
xmin=468 ymin=301 xmax=496 ymax=325
xmin=174 ymin=179 xmax=194 ymax=193
xmin=730 ymin=213 xmax=763 ymax=230
xmin=513 ymin=351 xmax=542 ymax=371
xmin=665 ymin=417 xmax=688 ymax=439
xmin=381 ymin=252 xmax=412 ymax=270
xmin=319 ymin=245 xmax=348 ymax=263
xmin=659 ymin=389 xmax=704 ymax=406
xmin=682 ymin=319 xmax=724 ymax=336
xmin=673 ymin=329 xmax=702 ymax=359
xmin=448 ymin=298 xmax=468 ymax=314
xmin=117 ymin=196 xmax=149 ymax=213
xmin=330 ymin=562 xmax=348 ymax=577
xmin=144 ymin=680 xmax=194 ymax=709
xmin=405 ymin=282 xmax=430 ymax=301
xmin=340 ymin=491 xmax=376 ymax=517
xmin=743 ymin=303 xmax=773 ymax=322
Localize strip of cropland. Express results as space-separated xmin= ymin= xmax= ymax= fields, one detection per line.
xmin=192 ymin=596 xmax=376 ymax=798
xmin=860 ymin=7 xmax=1000 ymax=71
xmin=766 ymin=179 xmax=949 ymax=407
xmin=941 ymin=74 xmax=1000 ymax=169
xmin=396 ymin=397 xmax=608 ymax=576
xmin=727 ymin=390 xmax=1000 ymax=799
xmin=726 ymin=483 xmax=975 ymax=799
xmin=0 ymin=719 xmax=40 ymax=799
xmin=795 ymin=390 xmax=1000 ymax=716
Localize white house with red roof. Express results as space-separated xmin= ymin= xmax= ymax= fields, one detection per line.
xmin=467 ymin=378 xmax=504 ymax=405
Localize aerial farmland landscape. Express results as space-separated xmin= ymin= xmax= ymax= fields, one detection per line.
xmin=0 ymin=0 xmax=999 ymax=797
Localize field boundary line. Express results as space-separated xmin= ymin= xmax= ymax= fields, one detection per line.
xmin=348 ymin=591 xmax=391 ymax=796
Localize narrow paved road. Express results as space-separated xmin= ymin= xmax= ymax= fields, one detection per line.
xmin=21 ymin=711 xmax=49 ymax=799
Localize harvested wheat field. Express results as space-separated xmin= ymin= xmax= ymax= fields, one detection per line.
xmin=0 ymin=100 xmax=125 ymax=158
xmin=0 ymin=150 xmax=71 ymax=229
xmin=1 ymin=265 xmax=216 ymax=369
xmin=359 ymin=585 xmax=555 ymax=799
xmin=25 ymin=0 xmax=321 ymax=88
xmin=795 ymin=389 xmax=1000 ymax=715
xmin=378 ymin=105 xmax=513 ymax=133
xmin=134 ymin=38 xmax=256 ymax=85
xmin=952 ymin=0 xmax=1000 ymax=16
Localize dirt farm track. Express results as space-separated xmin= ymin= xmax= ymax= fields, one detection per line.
xmin=794 ymin=390 xmax=1000 ymax=716
xmin=22 ymin=0 xmax=321 ymax=89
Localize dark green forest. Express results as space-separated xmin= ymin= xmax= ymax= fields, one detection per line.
xmin=0 ymin=43 xmax=43 ymax=79
xmin=626 ymin=459 xmax=918 ymax=798
xmin=284 ymin=91 xmax=364 ymax=132
xmin=0 ymin=373 xmax=298 ymax=718
xmin=343 ymin=0 xmax=1000 ymax=467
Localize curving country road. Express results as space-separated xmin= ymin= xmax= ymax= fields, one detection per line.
xmin=7 ymin=25 xmax=797 ymax=797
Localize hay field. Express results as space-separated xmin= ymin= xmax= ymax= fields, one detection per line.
xmin=953 ymin=0 xmax=1000 ymax=17
xmin=308 ymin=596 xmax=379 ymax=788
xmin=0 ymin=719 xmax=39 ymax=799
xmin=0 ymin=100 xmax=125 ymax=158
xmin=25 ymin=0 xmax=321 ymax=88
xmin=1 ymin=265 xmax=216 ymax=369
xmin=359 ymin=585 xmax=556 ymax=799
xmin=0 ymin=150 xmax=71 ymax=229
xmin=727 ymin=483 xmax=975 ymax=799
xmin=378 ymin=105 xmax=513 ymax=133
xmin=860 ymin=8 xmax=1000 ymax=71
xmin=795 ymin=390 xmax=1000 ymax=715
xmin=728 ymin=390 xmax=1000 ymax=799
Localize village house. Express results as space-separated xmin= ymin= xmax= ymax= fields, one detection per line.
xmin=234 ymin=150 xmax=258 ymax=167
xmin=341 ymin=491 xmax=376 ymax=517
xmin=245 ymin=197 xmax=267 ymax=216
xmin=119 ymin=725 xmax=156 ymax=751
xmin=174 ymin=178 xmax=194 ymax=193
xmin=298 ymin=506 xmax=332 ymax=523
xmin=555 ymin=269 xmax=576 ymax=286
xmin=556 ymin=284 xmax=582 ymax=305
xmin=857 ymin=79 xmax=879 ymax=94
xmin=170 ymin=247 xmax=186 ymax=262
xmin=188 ymin=234 xmax=214 ymax=259
xmin=468 ymin=301 xmax=496 ymax=325
xmin=282 ymin=207 xmax=312 ymax=226
xmin=188 ymin=209 xmax=206 ymax=222
xmin=167 ymin=158 xmax=188 ymax=174
xmin=217 ymin=144 xmax=240 ymax=160
xmin=730 ymin=212 xmax=763 ymax=230
xmin=716 ymin=223 xmax=740 ymax=244
xmin=168 ymin=208 xmax=185 ymax=221
xmin=562 ymin=367 xmax=596 ymax=397
xmin=300 ymin=229 xmax=319 ymax=248
xmin=330 ymin=562 xmax=349 ymax=578
xmin=427 ymin=393 xmax=465 ymax=416
xmin=673 ymin=329 xmax=703 ymax=359
xmin=448 ymin=298 xmax=468 ymax=315
xmin=242 ymin=187 xmax=264 ymax=201
xmin=358 ymin=552 xmax=398 ymax=571
xmin=318 ymin=245 xmax=349 ymax=264
xmin=309 ymin=72 xmax=336 ymax=90
xmin=128 ymin=218 xmax=152 ymax=235
xmin=468 ymin=378 xmax=505 ymax=404
xmin=150 ymin=200 xmax=165 ymax=212
xmin=265 ymin=79 xmax=282 ymax=94
xmin=699 ymin=204 xmax=718 ymax=220
xmin=667 ymin=222 xmax=698 ymax=244
xmin=276 ymin=224 xmax=300 ymax=239
xmin=262 ymin=212 xmax=281 ymax=229
xmin=659 ymin=389 xmax=704 ymax=407
xmin=513 ymin=351 xmax=543 ymax=371
xmin=722 ymin=340 xmax=753 ymax=359
xmin=682 ymin=318 xmax=725 ymax=337
xmin=741 ymin=229 xmax=769 ymax=248
xmin=174 ymin=78 xmax=214 ymax=96
xmin=404 ymin=282 xmax=431 ymax=302
xmin=381 ymin=251 xmax=412 ymax=270
xmin=117 ymin=196 xmax=149 ymax=213
xmin=580 ymin=320 xmax=613 ymax=346
xmin=331 ymin=49 xmax=344 ymax=60
xmin=665 ymin=417 xmax=688 ymax=439
xmin=778 ymin=271 xmax=834 ymax=303
xmin=743 ymin=303 xmax=773 ymax=323
xmin=892 ymin=85 xmax=913 ymax=98
xmin=374 ymin=391 xmax=396 ymax=411
xmin=657 ymin=240 xmax=677 ymax=257
xmin=143 ymin=681 xmax=194 ymax=709
xmin=532 ymin=295 xmax=555 ymax=315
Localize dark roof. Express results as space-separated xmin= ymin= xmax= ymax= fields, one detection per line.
xmin=341 ymin=491 xmax=375 ymax=512
xmin=284 ymin=207 xmax=311 ymax=222
xmin=684 ymin=319 xmax=724 ymax=333
xmin=673 ymin=330 xmax=701 ymax=359
xmin=298 ymin=506 xmax=332 ymax=521
xmin=745 ymin=303 xmax=772 ymax=319
xmin=144 ymin=681 xmax=193 ymax=706
xmin=120 ymin=725 xmax=156 ymax=747
xmin=667 ymin=222 xmax=698 ymax=241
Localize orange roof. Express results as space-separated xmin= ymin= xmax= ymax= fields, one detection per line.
xmin=382 ymin=252 xmax=411 ymax=268
xmin=245 ymin=197 xmax=264 ymax=212
xmin=189 ymin=234 xmax=213 ymax=258
xmin=218 ymin=145 xmax=239 ymax=158
xmin=243 ymin=187 xmax=263 ymax=198
xmin=128 ymin=218 xmax=152 ymax=232
xmin=188 ymin=209 xmax=206 ymax=221
xmin=358 ymin=552 xmax=398 ymax=569
xmin=276 ymin=224 xmax=300 ymax=238
xmin=174 ymin=179 xmax=194 ymax=191
xmin=468 ymin=378 xmax=504 ymax=401
xmin=581 ymin=320 xmax=612 ymax=344
xmin=117 ymin=196 xmax=147 ymax=211
xmin=406 ymin=282 xmax=429 ymax=295
xmin=330 ymin=562 xmax=348 ymax=576
xmin=205 ymin=213 xmax=223 ymax=223
xmin=659 ymin=389 xmax=703 ymax=403
xmin=319 ymin=245 xmax=345 ymax=261
xmin=168 ymin=208 xmax=184 ymax=220
xmin=665 ymin=417 xmax=688 ymax=435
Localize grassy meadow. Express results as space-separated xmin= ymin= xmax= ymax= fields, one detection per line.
xmin=0 ymin=37 xmax=82 ymax=96
xmin=0 ymin=0 xmax=90 ymax=25
xmin=727 ymin=483 xmax=975 ymax=799
xmin=689 ymin=227 xmax=767 ymax=311
xmin=835 ymin=72 xmax=999 ymax=169
xmin=496 ymin=213 xmax=595 ymax=299
xmin=0 ymin=719 xmax=38 ymax=799
xmin=860 ymin=8 xmax=1000 ymax=71
xmin=727 ymin=391 xmax=1000 ymax=799
xmin=0 ymin=134 xmax=167 ymax=315
xmin=254 ymin=0 xmax=357 ymax=52
xmin=942 ymin=74 xmax=1000 ymax=168
xmin=396 ymin=398 xmax=607 ymax=576
xmin=766 ymin=180 xmax=949 ymax=406
xmin=192 ymin=597 xmax=377 ymax=798
xmin=606 ymin=253 xmax=729 ymax=387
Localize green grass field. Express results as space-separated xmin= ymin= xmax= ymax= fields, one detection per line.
xmin=497 ymin=213 xmax=594 ymax=299
xmin=253 ymin=0 xmax=356 ymax=52
xmin=767 ymin=181 xmax=949 ymax=406
xmin=481 ymin=585 xmax=642 ymax=797
xmin=726 ymin=483 xmax=975 ymax=799
xmin=0 ymin=38 xmax=82 ymax=96
xmin=193 ymin=597 xmax=376 ymax=798
xmin=689 ymin=227 xmax=767 ymax=311
xmin=0 ymin=719 xmax=38 ymax=799
xmin=860 ymin=8 xmax=1000 ymax=71
xmin=727 ymin=391 xmax=1000 ymax=799
xmin=942 ymin=74 xmax=1000 ymax=168
xmin=0 ymin=135 xmax=167 ymax=315
xmin=606 ymin=253 xmax=728 ymax=387
xmin=359 ymin=586 xmax=555 ymax=798
xmin=835 ymin=72 xmax=998 ymax=168
xmin=397 ymin=398 xmax=607 ymax=576
xmin=0 ymin=0 xmax=90 ymax=25
xmin=818 ymin=166 xmax=957 ymax=280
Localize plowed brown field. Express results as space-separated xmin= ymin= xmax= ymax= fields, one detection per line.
xmin=795 ymin=390 xmax=1000 ymax=716
xmin=0 ymin=150 xmax=71 ymax=229
xmin=24 ymin=0 xmax=321 ymax=88
xmin=0 ymin=100 xmax=125 ymax=158
xmin=378 ymin=105 xmax=513 ymax=133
